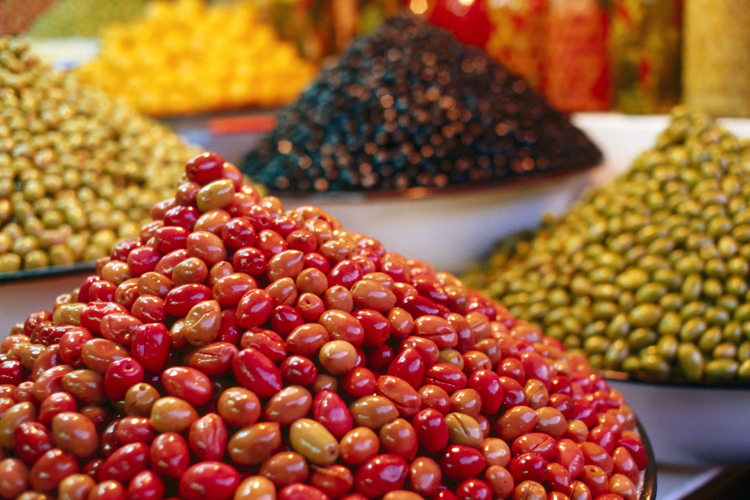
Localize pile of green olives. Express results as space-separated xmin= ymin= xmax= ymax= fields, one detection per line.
xmin=0 ymin=37 xmax=199 ymax=273
xmin=466 ymin=107 xmax=750 ymax=382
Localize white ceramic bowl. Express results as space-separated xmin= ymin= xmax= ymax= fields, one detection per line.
xmin=278 ymin=168 xmax=596 ymax=275
xmin=607 ymin=377 xmax=750 ymax=465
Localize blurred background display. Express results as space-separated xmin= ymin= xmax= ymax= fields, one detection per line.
xmin=3 ymin=0 xmax=745 ymax=116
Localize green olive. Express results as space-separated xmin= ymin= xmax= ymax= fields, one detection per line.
xmin=23 ymin=249 xmax=49 ymax=269
xmin=722 ymin=321 xmax=743 ymax=344
xmin=726 ymin=276 xmax=748 ymax=296
xmin=628 ymin=328 xmax=657 ymax=351
xmin=592 ymin=301 xmax=618 ymax=319
xmin=618 ymin=291 xmax=636 ymax=311
xmin=641 ymin=352 xmax=669 ymax=376
xmin=591 ymin=284 xmax=620 ymax=301
xmin=717 ymin=294 xmax=740 ymax=311
xmin=49 ymin=244 xmax=75 ymax=266
xmin=704 ymin=258 xmax=728 ymax=278
xmin=657 ymin=335 xmax=679 ymax=361
xmin=583 ymin=335 xmax=610 ymax=355
xmin=681 ymin=274 xmax=703 ymax=300
xmin=703 ymin=278 xmax=724 ymax=298
xmin=604 ymin=338 xmax=629 ymax=370
xmin=659 ymin=293 xmax=685 ymax=310
xmin=634 ymin=283 xmax=668 ymax=304
xmin=621 ymin=355 xmax=641 ymax=373
xmin=705 ymin=359 xmax=739 ymax=381
xmin=680 ymin=317 xmax=708 ymax=343
xmin=677 ymin=343 xmax=704 ymax=381
xmin=0 ymin=233 xmax=11 ymax=253
xmin=545 ymin=324 xmax=565 ymax=340
xmin=628 ymin=304 xmax=662 ymax=328
xmin=705 ymin=306 xmax=730 ymax=326
xmin=681 ymin=301 xmax=707 ymax=319
xmin=657 ymin=311 xmax=682 ymax=337
xmin=0 ymin=253 xmax=21 ymax=272
xmin=698 ymin=327 xmax=723 ymax=353
xmin=652 ymin=268 xmax=682 ymax=290
xmin=605 ymin=314 xmax=629 ymax=339
xmin=582 ymin=320 xmax=607 ymax=338
xmin=738 ymin=341 xmax=750 ymax=362
xmin=547 ymin=288 xmax=571 ymax=307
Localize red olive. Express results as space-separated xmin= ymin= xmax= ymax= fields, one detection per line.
xmin=178 ymin=461 xmax=240 ymax=500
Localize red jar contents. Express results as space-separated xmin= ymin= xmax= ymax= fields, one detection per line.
xmin=544 ymin=0 xmax=611 ymax=111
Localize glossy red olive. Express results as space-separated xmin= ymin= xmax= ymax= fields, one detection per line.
xmin=423 ymin=363 xmax=468 ymax=393
xmin=29 ymin=448 xmax=79 ymax=492
xmin=280 ymin=355 xmax=318 ymax=387
xmin=150 ymin=432 xmax=190 ymax=479
xmin=186 ymin=152 xmax=225 ymax=184
xmin=127 ymin=469 xmax=166 ymax=500
xmin=236 ymin=289 xmax=274 ymax=329
xmin=353 ymin=454 xmax=409 ymax=498
xmin=13 ymin=421 xmax=53 ymax=466
xmin=38 ymin=392 xmax=76 ymax=425
xmin=164 ymin=284 xmax=213 ymax=318
xmin=439 ymin=444 xmax=486 ymax=481
xmin=131 ymin=323 xmax=171 ymax=374
xmin=188 ymin=413 xmax=228 ymax=462
xmin=104 ymin=357 xmax=145 ymax=400
xmin=161 ymin=366 xmax=214 ymax=407
xmin=313 ymin=389 xmax=353 ymax=439
xmin=341 ymin=367 xmax=377 ymax=399
xmin=509 ymin=452 xmax=547 ymax=484
xmin=99 ymin=442 xmax=150 ymax=483
xmin=469 ymin=370 xmax=504 ymax=416
xmin=412 ymin=409 xmax=449 ymax=455
xmin=178 ymin=461 xmax=240 ymax=500
xmin=233 ymin=348 xmax=283 ymax=398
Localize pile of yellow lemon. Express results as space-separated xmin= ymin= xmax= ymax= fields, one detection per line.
xmin=77 ymin=0 xmax=318 ymax=116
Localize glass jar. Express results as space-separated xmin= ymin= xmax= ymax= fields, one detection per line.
xmin=683 ymin=0 xmax=750 ymax=116
xmin=543 ymin=0 xmax=611 ymax=112
xmin=609 ymin=0 xmax=682 ymax=114
xmin=485 ymin=0 xmax=548 ymax=89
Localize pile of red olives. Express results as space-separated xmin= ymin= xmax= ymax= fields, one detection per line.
xmin=0 ymin=152 xmax=647 ymax=500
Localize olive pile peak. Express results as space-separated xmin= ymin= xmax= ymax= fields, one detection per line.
xmin=76 ymin=0 xmax=317 ymax=117
xmin=243 ymin=14 xmax=602 ymax=193
xmin=0 ymin=152 xmax=646 ymax=500
xmin=0 ymin=37 xmax=199 ymax=273
xmin=467 ymin=107 xmax=750 ymax=382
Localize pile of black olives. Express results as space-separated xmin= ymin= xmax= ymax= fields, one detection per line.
xmin=243 ymin=14 xmax=602 ymax=193
xmin=466 ymin=107 xmax=750 ymax=383
xmin=0 ymin=37 xmax=199 ymax=273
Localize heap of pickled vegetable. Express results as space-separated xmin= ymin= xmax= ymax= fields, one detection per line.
xmin=0 ymin=151 xmax=646 ymax=500
xmin=243 ymin=14 xmax=602 ymax=193
xmin=0 ymin=37 xmax=199 ymax=273
xmin=467 ymin=107 xmax=750 ymax=383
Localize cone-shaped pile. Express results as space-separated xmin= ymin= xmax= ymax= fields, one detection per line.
xmin=243 ymin=14 xmax=602 ymax=193
xmin=0 ymin=152 xmax=647 ymax=499
xmin=466 ymin=107 xmax=750 ymax=383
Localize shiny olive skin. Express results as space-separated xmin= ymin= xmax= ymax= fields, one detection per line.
xmin=51 ymin=412 xmax=99 ymax=458
xmin=228 ymin=422 xmax=282 ymax=466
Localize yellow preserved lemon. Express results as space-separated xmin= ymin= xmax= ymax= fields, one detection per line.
xmin=77 ymin=0 xmax=317 ymax=116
